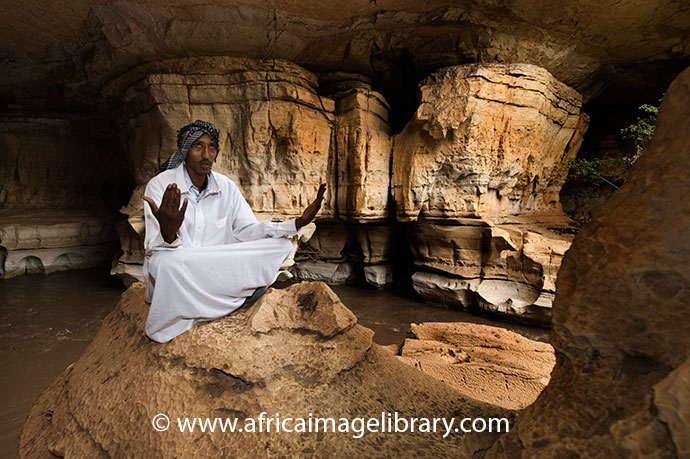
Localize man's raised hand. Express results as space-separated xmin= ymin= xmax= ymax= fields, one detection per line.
xmin=143 ymin=183 xmax=188 ymax=243
xmin=295 ymin=183 xmax=326 ymax=229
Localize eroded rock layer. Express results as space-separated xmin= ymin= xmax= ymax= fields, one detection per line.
xmin=3 ymin=0 xmax=688 ymax=109
xmin=19 ymin=282 xmax=508 ymax=457
xmin=109 ymin=58 xmax=396 ymax=285
xmin=392 ymin=63 xmax=586 ymax=220
xmin=0 ymin=116 xmax=129 ymax=278
xmin=392 ymin=64 xmax=583 ymax=320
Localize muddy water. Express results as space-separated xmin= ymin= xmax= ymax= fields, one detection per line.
xmin=1 ymin=270 xmax=551 ymax=457
xmin=0 ymin=269 xmax=124 ymax=458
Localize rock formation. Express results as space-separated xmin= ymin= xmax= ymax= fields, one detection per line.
xmin=1 ymin=57 xmax=585 ymax=323
xmin=2 ymin=1 xmax=688 ymax=108
xmin=18 ymin=65 xmax=690 ymax=456
xmin=399 ymin=322 xmax=555 ymax=410
xmin=106 ymin=58 xmax=396 ymax=286
xmin=394 ymin=64 xmax=584 ymax=321
xmin=0 ymin=115 xmax=129 ymax=278
xmin=20 ymin=282 xmax=508 ymax=457
xmin=485 ymin=65 xmax=690 ymax=458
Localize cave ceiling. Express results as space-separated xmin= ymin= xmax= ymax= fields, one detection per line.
xmin=1 ymin=0 xmax=689 ymax=111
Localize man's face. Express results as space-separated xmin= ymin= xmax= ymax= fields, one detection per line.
xmin=185 ymin=134 xmax=218 ymax=177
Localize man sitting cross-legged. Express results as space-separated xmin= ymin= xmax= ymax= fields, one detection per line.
xmin=142 ymin=120 xmax=326 ymax=343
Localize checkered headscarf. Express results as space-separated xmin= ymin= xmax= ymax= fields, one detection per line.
xmin=159 ymin=120 xmax=220 ymax=173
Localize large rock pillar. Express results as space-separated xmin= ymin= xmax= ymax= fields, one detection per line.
xmin=392 ymin=63 xmax=588 ymax=322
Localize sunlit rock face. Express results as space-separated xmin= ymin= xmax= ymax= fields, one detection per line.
xmin=0 ymin=116 xmax=130 ymax=278
xmin=486 ymin=66 xmax=690 ymax=458
xmin=393 ymin=64 xmax=585 ymax=322
xmin=19 ymin=282 xmax=507 ymax=457
xmin=392 ymin=64 xmax=586 ymax=221
xmin=108 ymin=57 xmax=337 ymax=220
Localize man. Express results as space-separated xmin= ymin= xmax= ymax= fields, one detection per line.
xmin=142 ymin=120 xmax=326 ymax=343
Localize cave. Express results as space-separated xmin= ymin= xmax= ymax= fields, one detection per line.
xmin=1 ymin=1 xmax=689 ymax=457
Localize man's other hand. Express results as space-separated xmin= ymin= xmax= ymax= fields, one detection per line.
xmin=143 ymin=183 xmax=188 ymax=243
xmin=295 ymin=183 xmax=326 ymax=229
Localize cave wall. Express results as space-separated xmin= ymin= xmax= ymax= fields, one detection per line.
xmin=0 ymin=116 xmax=131 ymax=278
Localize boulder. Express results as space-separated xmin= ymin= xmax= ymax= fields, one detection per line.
xmin=20 ymin=281 xmax=508 ymax=457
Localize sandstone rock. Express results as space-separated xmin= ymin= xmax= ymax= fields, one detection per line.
xmin=328 ymin=75 xmax=392 ymax=222
xmin=363 ymin=264 xmax=393 ymax=289
xmin=653 ymin=359 xmax=690 ymax=457
xmin=289 ymin=261 xmax=358 ymax=285
xmin=3 ymin=0 xmax=689 ymax=111
xmin=0 ymin=209 xmax=118 ymax=278
xmin=108 ymin=59 xmax=397 ymax=283
xmin=411 ymin=271 xmax=479 ymax=308
xmin=0 ymin=115 xmax=129 ymax=210
xmin=485 ymin=66 xmax=690 ymax=458
xmin=298 ymin=222 xmax=348 ymax=261
xmin=399 ymin=322 xmax=555 ymax=410
xmin=409 ymin=217 xmax=573 ymax=323
xmin=108 ymin=57 xmax=337 ymax=221
xmin=392 ymin=63 xmax=587 ymax=221
xmin=20 ymin=282 xmax=508 ymax=457
xmin=353 ymin=224 xmax=392 ymax=264
xmin=389 ymin=63 xmax=582 ymax=321
xmin=0 ymin=115 xmax=129 ymax=277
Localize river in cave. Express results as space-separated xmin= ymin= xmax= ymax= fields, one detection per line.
xmin=0 ymin=269 xmax=551 ymax=457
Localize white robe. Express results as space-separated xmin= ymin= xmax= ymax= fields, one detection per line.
xmin=142 ymin=164 xmax=297 ymax=343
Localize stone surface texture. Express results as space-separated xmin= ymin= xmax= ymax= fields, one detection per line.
xmin=485 ymin=66 xmax=690 ymax=458
xmin=105 ymin=60 xmax=585 ymax=320
xmin=3 ymin=57 xmax=585 ymax=323
xmin=2 ymin=0 xmax=688 ymax=107
xmin=392 ymin=64 xmax=585 ymax=221
xmin=0 ymin=116 xmax=129 ymax=278
xmin=19 ymin=282 xmax=508 ymax=457
xmin=393 ymin=64 xmax=583 ymax=321
xmin=399 ymin=322 xmax=555 ymax=410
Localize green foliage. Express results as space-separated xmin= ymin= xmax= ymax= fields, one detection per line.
xmin=564 ymin=156 xmax=633 ymax=189
xmin=565 ymin=97 xmax=662 ymax=188
xmin=619 ymin=100 xmax=660 ymax=159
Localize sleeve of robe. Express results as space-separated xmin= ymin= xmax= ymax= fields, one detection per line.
xmin=228 ymin=181 xmax=299 ymax=242
xmin=143 ymin=177 xmax=183 ymax=252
